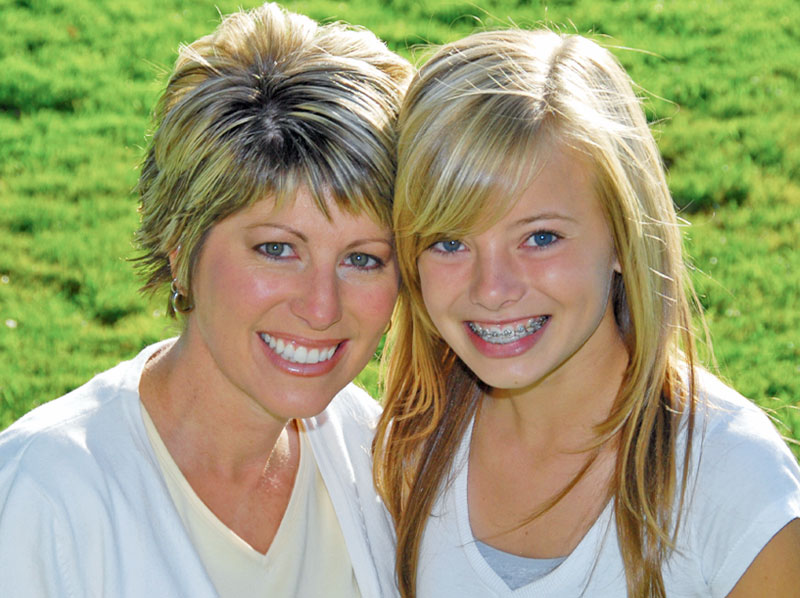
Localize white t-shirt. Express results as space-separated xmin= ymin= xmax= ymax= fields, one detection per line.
xmin=0 ymin=341 xmax=397 ymax=597
xmin=416 ymin=371 xmax=800 ymax=597
xmin=142 ymin=407 xmax=360 ymax=597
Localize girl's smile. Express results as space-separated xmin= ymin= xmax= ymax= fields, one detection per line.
xmin=417 ymin=145 xmax=623 ymax=397
xmin=464 ymin=316 xmax=550 ymax=358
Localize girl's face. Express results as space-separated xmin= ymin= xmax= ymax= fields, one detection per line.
xmin=417 ymin=146 xmax=624 ymax=396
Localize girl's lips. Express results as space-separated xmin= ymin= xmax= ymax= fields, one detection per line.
xmin=464 ymin=316 xmax=550 ymax=358
xmin=467 ymin=316 xmax=549 ymax=345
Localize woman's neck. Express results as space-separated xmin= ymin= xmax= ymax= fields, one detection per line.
xmin=139 ymin=335 xmax=302 ymax=553
xmin=138 ymin=334 xmax=293 ymax=483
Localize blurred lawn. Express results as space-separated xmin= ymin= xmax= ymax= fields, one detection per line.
xmin=1 ymin=0 xmax=798 ymax=455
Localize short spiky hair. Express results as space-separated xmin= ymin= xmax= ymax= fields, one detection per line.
xmin=135 ymin=2 xmax=411 ymax=313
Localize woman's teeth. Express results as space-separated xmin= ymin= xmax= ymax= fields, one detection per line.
xmin=468 ymin=316 xmax=549 ymax=344
xmin=260 ymin=333 xmax=338 ymax=364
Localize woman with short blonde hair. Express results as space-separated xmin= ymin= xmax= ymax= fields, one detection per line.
xmin=0 ymin=4 xmax=410 ymax=596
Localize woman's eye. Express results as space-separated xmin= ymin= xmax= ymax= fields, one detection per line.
xmin=431 ymin=239 xmax=464 ymax=253
xmin=525 ymin=231 xmax=558 ymax=248
xmin=345 ymin=252 xmax=382 ymax=270
xmin=258 ymin=242 xmax=294 ymax=258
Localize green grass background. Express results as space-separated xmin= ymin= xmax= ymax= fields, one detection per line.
xmin=1 ymin=0 xmax=798 ymax=455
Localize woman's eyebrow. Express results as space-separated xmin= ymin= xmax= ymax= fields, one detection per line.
xmin=247 ymin=222 xmax=307 ymax=242
xmin=247 ymin=224 xmax=393 ymax=250
xmin=343 ymin=238 xmax=394 ymax=251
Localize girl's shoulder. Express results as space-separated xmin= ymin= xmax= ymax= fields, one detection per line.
xmin=673 ymin=369 xmax=800 ymax=597
xmin=680 ymin=367 xmax=800 ymax=519
xmin=691 ymin=368 xmax=792 ymax=454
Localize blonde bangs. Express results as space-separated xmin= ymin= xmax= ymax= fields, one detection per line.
xmin=395 ymin=95 xmax=555 ymax=261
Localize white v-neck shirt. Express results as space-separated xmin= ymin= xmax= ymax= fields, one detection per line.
xmin=416 ymin=372 xmax=800 ymax=597
xmin=0 ymin=341 xmax=398 ymax=597
xmin=142 ymin=407 xmax=360 ymax=597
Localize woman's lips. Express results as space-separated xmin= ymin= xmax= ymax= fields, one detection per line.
xmin=258 ymin=332 xmax=346 ymax=376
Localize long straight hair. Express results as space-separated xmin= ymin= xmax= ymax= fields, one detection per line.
xmin=373 ymin=30 xmax=702 ymax=597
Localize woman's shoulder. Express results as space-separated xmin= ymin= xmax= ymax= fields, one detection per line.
xmin=301 ymin=383 xmax=381 ymax=473
xmin=0 ymin=341 xmax=167 ymax=480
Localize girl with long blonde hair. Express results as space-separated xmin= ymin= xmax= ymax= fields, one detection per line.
xmin=374 ymin=29 xmax=800 ymax=597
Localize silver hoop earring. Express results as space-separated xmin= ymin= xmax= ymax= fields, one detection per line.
xmin=170 ymin=279 xmax=194 ymax=314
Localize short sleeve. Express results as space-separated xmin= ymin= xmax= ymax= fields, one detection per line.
xmin=0 ymin=467 xmax=79 ymax=597
xmin=684 ymin=394 xmax=800 ymax=597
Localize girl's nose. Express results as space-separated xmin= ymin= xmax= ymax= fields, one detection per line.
xmin=468 ymin=248 xmax=525 ymax=312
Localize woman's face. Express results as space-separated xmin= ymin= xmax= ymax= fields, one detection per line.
xmin=184 ymin=187 xmax=397 ymax=421
xmin=417 ymin=146 xmax=623 ymax=396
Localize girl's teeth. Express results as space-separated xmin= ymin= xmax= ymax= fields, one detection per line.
xmin=260 ymin=334 xmax=338 ymax=364
xmin=469 ymin=316 xmax=549 ymax=344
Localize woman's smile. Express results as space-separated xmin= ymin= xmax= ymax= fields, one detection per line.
xmin=184 ymin=187 xmax=398 ymax=421
xmin=260 ymin=333 xmax=341 ymax=365
xmin=259 ymin=331 xmax=347 ymax=377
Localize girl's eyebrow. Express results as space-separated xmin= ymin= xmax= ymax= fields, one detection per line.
xmin=514 ymin=212 xmax=578 ymax=226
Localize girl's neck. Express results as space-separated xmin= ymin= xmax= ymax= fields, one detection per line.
xmin=480 ymin=328 xmax=629 ymax=454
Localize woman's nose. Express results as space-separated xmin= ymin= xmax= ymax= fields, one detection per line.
xmin=289 ymin=266 xmax=343 ymax=330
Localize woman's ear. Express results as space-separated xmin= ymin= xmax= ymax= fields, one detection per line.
xmin=168 ymin=246 xmax=180 ymax=278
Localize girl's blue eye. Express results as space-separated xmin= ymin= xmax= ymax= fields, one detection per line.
xmin=346 ymin=252 xmax=381 ymax=270
xmin=433 ymin=239 xmax=464 ymax=253
xmin=527 ymin=232 xmax=558 ymax=248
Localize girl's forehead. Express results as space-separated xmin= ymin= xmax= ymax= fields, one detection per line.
xmin=488 ymin=146 xmax=598 ymax=214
